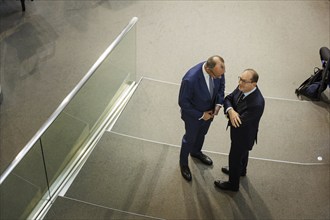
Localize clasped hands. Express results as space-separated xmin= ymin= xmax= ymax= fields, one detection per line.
xmin=202 ymin=105 xmax=222 ymax=121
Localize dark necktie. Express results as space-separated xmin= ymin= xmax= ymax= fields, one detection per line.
xmin=209 ymin=76 xmax=214 ymax=97
xmin=237 ymin=92 xmax=245 ymax=105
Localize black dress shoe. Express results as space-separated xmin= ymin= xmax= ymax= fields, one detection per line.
xmin=214 ymin=180 xmax=239 ymax=192
xmin=191 ymin=153 xmax=213 ymax=165
xmin=221 ymin=166 xmax=246 ymax=176
xmin=180 ymin=165 xmax=192 ymax=181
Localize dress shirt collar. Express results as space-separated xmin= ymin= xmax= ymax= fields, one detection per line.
xmin=243 ymin=87 xmax=257 ymax=97
xmin=202 ymin=62 xmax=210 ymax=79
xmin=202 ymin=63 xmax=212 ymax=89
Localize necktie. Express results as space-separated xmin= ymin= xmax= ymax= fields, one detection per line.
xmin=209 ymin=76 xmax=214 ymax=97
xmin=237 ymin=92 xmax=245 ymax=105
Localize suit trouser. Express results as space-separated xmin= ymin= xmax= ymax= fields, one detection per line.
xmin=229 ymin=143 xmax=249 ymax=188
xmin=180 ymin=117 xmax=212 ymax=166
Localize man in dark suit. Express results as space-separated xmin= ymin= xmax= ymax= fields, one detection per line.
xmin=179 ymin=55 xmax=226 ymax=181
xmin=214 ymin=68 xmax=265 ymax=191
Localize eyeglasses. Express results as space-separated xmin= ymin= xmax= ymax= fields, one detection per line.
xmin=238 ymin=76 xmax=253 ymax=84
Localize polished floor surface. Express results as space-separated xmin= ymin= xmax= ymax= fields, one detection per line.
xmin=44 ymin=78 xmax=329 ymax=219
xmin=1 ymin=1 xmax=329 ymax=219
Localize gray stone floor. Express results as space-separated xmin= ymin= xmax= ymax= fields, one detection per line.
xmin=45 ymin=78 xmax=329 ymax=219
xmin=45 ymin=119 xmax=329 ymax=219
xmin=1 ymin=1 xmax=329 ymax=219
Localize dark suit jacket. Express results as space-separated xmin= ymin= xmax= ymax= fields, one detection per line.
xmin=179 ymin=62 xmax=225 ymax=120
xmin=224 ymin=86 xmax=265 ymax=150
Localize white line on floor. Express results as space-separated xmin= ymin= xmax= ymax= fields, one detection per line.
xmin=108 ymin=131 xmax=327 ymax=166
xmin=141 ymin=76 xmax=310 ymax=102
xmin=62 ymin=196 xmax=166 ymax=220
xmin=142 ymin=76 xmax=180 ymax=86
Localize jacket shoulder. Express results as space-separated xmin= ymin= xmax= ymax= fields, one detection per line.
xmin=183 ymin=62 xmax=204 ymax=81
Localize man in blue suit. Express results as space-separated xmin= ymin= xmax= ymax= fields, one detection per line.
xmin=179 ymin=55 xmax=226 ymax=181
xmin=214 ymin=69 xmax=265 ymax=191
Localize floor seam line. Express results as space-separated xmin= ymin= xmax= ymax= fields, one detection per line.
xmin=60 ymin=195 xmax=166 ymax=220
xmin=141 ymin=76 xmax=328 ymax=103
xmin=107 ymin=130 xmax=328 ymax=166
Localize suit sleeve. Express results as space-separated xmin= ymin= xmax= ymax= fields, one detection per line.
xmin=238 ymin=102 xmax=264 ymax=128
xmin=223 ymin=87 xmax=237 ymax=113
xmin=178 ymin=79 xmax=203 ymax=119
xmin=215 ymin=75 xmax=225 ymax=105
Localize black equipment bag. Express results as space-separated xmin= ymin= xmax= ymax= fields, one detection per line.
xmin=295 ymin=47 xmax=330 ymax=101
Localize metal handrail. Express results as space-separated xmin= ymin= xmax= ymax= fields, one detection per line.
xmin=0 ymin=17 xmax=138 ymax=184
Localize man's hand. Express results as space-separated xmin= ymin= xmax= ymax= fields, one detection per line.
xmin=202 ymin=110 xmax=214 ymax=121
xmin=228 ymin=109 xmax=241 ymax=127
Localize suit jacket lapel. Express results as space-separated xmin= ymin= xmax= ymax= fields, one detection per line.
xmin=198 ymin=71 xmax=211 ymax=98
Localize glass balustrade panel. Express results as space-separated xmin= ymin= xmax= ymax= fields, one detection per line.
xmin=0 ymin=140 xmax=48 ymax=220
xmin=40 ymin=24 xmax=136 ymax=195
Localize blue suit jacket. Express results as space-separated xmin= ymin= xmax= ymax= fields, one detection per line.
xmin=224 ymin=86 xmax=265 ymax=150
xmin=179 ymin=62 xmax=225 ymax=120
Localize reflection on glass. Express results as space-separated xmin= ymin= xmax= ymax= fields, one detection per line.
xmin=0 ymin=141 xmax=48 ymax=219
xmin=41 ymin=25 xmax=137 ymax=193
xmin=0 ymin=19 xmax=137 ymax=218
